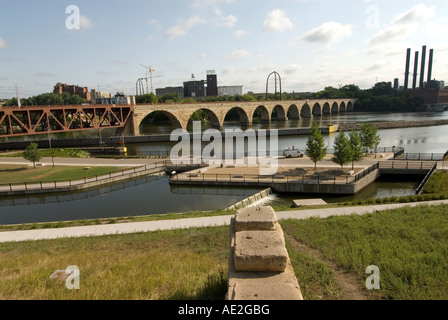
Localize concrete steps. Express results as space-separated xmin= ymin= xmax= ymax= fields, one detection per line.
xmin=227 ymin=206 xmax=303 ymax=300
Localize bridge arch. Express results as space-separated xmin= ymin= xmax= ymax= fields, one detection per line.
xmin=322 ymin=102 xmax=331 ymax=115
xmin=347 ymin=101 xmax=354 ymax=112
xmin=253 ymin=105 xmax=270 ymax=123
xmin=331 ymin=102 xmax=339 ymax=114
xmin=340 ymin=102 xmax=346 ymax=113
xmin=287 ymin=104 xmax=300 ymax=120
xmin=301 ymin=103 xmax=312 ymax=118
xmin=186 ymin=108 xmax=221 ymax=130
xmin=312 ymin=103 xmax=322 ymax=117
xmin=224 ymin=107 xmax=250 ymax=126
xmin=138 ymin=110 xmax=182 ymax=135
xmin=271 ymin=104 xmax=286 ymax=121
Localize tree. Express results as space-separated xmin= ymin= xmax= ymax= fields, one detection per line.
xmin=136 ymin=93 xmax=158 ymax=104
xmin=332 ymin=132 xmax=352 ymax=171
xmin=360 ymin=123 xmax=381 ymax=155
xmin=23 ymin=143 xmax=43 ymax=168
xmin=348 ymin=131 xmax=364 ymax=169
xmin=306 ymin=123 xmax=327 ymax=170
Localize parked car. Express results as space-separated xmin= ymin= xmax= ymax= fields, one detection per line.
xmin=283 ymin=147 xmax=304 ymax=158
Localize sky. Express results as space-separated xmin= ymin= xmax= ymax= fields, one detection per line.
xmin=1 ymin=0 xmax=448 ymax=99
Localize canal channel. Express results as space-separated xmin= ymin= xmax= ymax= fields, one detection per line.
xmin=0 ymin=112 xmax=447 ymax=225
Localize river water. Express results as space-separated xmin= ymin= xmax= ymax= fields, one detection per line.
xmin=1 ymin=111 xmax=447 ymax=225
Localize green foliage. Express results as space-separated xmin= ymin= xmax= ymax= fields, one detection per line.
xmin=23 ymin=143 xmax=43 ymax=168
xmin=332 ymin=132 xmax=352 ymax=170
xmin=423 ymin=171 xmax=448 ymax=195
xmin=306 ymin=123 xmax=327 ymax=169
xmin=135 ymin=93 xmax=158 ymax=104
xmin=5 ymin=93 xmax=88 ymax=106
xmin=360 ymin=123 xmax=381 ymax=153
xmin=348 ymin=131 xmax=364 ymax=169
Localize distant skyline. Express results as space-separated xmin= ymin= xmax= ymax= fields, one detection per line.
xmin=1 ymin=0 xmax=448 ymax=99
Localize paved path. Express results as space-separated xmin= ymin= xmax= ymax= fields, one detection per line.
xmin=1 ymin=200 xmax=447 ymax=243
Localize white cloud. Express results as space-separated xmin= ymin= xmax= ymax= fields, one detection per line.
xmin=235 ymin=30 xmax=249 ymax=38
xmin=199 ymin=53 xmax=208 ymax=59
xmin=368 ymin=4 xmax=435 ymax=45
xmin=263 ymin=9 xmax=293 ymax=33
xmin=283 ymin=64 xmax=303 ymax=75
xmin=166 ymin=15 xmax=206 ymax=39
xmin=0 ymin=37 xmax=9 ymax=49
xmin=216 ymin=14 xmax=237 ymax=28
xmin=300 ymin=22 xmax=353 ymax=44
xmin=80 ymin=15 xmax=94 ymax=30
xmin=228 ymin=49 xmax=252 ymax=59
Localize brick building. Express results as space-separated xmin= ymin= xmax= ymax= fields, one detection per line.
xmin=53 ymin=83 xmax=91 ymax=100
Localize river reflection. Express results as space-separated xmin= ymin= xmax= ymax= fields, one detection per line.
xmin=0 ymin=175 xmax=263 ymax=225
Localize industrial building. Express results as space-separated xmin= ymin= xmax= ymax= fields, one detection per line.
xmin=155 ymin=71 xmax=244 ymax=99
xmin=53 ymin=82 xmax=91 ymax=100
xmin=155 ymin=86 xmax=184 ymax=98
xmin=402 ymin=46 xmax=448 ymax=106
xmin=218 ymin=86 xmax=244 ymax=96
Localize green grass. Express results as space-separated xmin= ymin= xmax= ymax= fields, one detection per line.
xmin=0 ymin=227 xmax=230 ymax=300
xmin=0 ymin=164 xmax=129 ymax=184
xmin=1 ymin=205 xmax=447 ymax=300
xmin=281 ymin=204 xmax=448 ymax=300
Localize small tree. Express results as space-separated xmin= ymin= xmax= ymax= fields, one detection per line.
xmin=349 ymin=131 xmax=364 ymax=170
xmin=23 ymin=143 xmax=43 ymax=168
xmin=306 ymin=123 xmax=327 ymax=170
xmin=332 ymin=132 xmax=352 ymax=171
xmin=360 ymin=123 xmax=381 ymax=155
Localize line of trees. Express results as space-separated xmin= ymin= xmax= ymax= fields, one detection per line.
xmin=4 ymin=92 xmax=88 ymax=106
xmin=306 ymin=122 xmax=381 ymax=171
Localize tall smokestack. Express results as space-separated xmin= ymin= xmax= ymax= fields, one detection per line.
xmin=419 ymin=45 xmax=426 ymax=88
xmin=412 ymin=51 xmax=419 ymax=89
xmin=427 ymin=49 xmax=434 ymax=83
xmin=404 ymin=48 xmax=411 ymax=90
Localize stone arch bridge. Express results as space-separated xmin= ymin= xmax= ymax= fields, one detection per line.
xmin=131 ymin=98 xmax=356 ymax=135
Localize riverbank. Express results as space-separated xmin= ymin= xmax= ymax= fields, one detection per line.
xmin=338 ymin=119 xmax=448 ymax=132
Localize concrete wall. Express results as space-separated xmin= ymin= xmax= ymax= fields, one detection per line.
xmin=227 ymin=206 xmax=303 ymax=300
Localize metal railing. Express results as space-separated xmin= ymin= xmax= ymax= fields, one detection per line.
xmin=378 ymin=161 xmax=437 ymax=170
xmin=170 ymin=165 xmax=379 ymax=186
xmin=0 ymin=160 xmax=208 ymax=194
xmin=415 ymin=163 xmax=438 ymax=194
xmin=394 ymin=153 xmax=445 ymax=161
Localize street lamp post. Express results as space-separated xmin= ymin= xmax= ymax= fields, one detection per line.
xmin=48 ymin=130 xmax=55 ymax=167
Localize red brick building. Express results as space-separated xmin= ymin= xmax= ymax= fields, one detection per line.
xmin=53 ymin=83 xmax=91 ymax=101
xmin=409 ymin=89 xmax=448 ymax=104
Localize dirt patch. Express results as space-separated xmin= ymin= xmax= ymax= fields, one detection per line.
xmin=285 ymin=234 xmax=384 ymax=300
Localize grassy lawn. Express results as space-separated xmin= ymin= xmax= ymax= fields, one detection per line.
xmin=0 ymin=164 xmax=130 ymax=184
xmin=1 ymin=204 xmax=447 ymax=300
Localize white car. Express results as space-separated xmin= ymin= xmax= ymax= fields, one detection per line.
xmin=283 ymin=147 xmax=304 ymax=158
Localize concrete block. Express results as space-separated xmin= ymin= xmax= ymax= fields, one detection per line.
xmin=292 ymin=198 xmax=327 ymax=207
xmin=234 ymin=206 xmax=277 ymax=231
xmin=234 ymin=231 xmax=288 ymax=272
xmin=231 ymin=283 xmax=303 ymax=300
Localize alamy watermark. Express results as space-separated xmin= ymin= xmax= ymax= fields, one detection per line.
xmin=66 ymin=5 xmax=81 ymax=30
xmin=50 ymin=265 xmax=80 ymax=290
xmin=365 ymin=265 xmax=380 ymax=290
xmin=170 ymin=122 xmax=279 ymax=175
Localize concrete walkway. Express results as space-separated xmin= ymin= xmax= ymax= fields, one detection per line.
xmin=1 ymin=200 xmax=447 ymax=243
